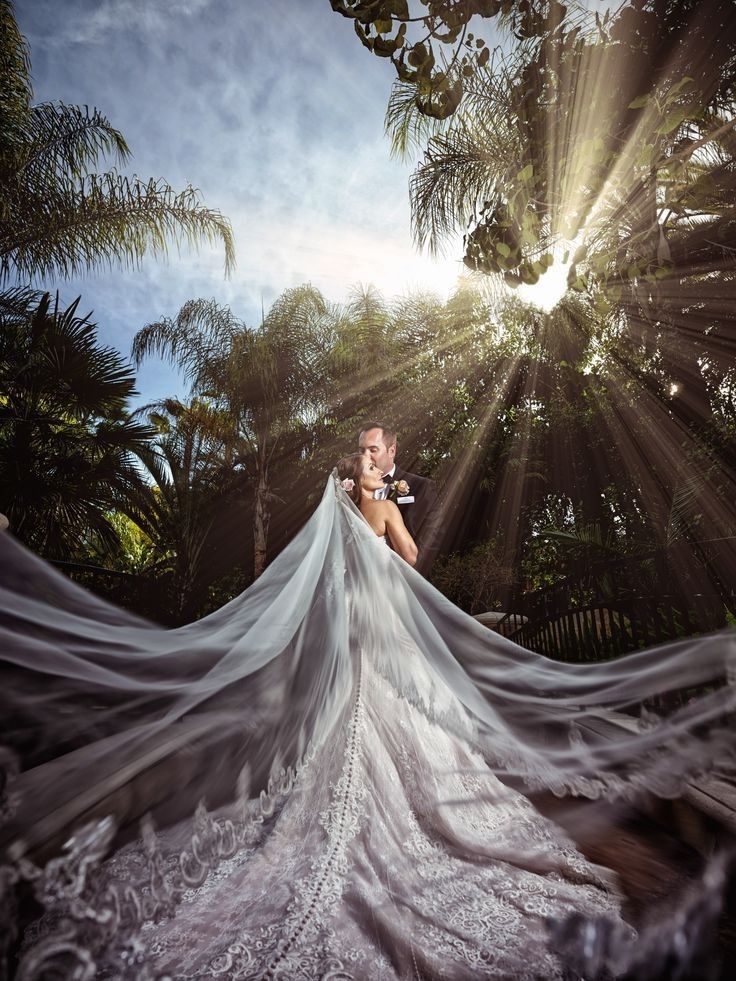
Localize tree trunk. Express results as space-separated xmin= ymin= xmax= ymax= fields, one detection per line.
xmin=253 ymin=464 xmax=270 ymax=578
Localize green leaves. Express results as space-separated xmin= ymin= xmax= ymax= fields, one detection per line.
xmin=629 ymin=75 xmax=700 ymax=138
xmin=0 ymin=290 xmax=154 ymax=557
xmin=463 ymin=202 xmax=525 ymax=275
xmin=665 ymin=75 xmax=695 ymax=101
xmin=415 ymin=77 xmax=463 ymax=120
xmin=330 ymin=0 xmax=522 ymax=120
xmin=408 ymin=42 xmax=430 ymax=68
xmin=637 ymin=143 xmax=656 ymax=168
xmin=656 ymin=107 xmax=691 ymax=135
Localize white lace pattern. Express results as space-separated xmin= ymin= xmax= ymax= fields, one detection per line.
xmin=14 ymin=627 xmax=631 ymax=980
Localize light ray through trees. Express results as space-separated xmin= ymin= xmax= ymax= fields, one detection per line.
xmin=321 ymin=0 xmax=736 ymax=614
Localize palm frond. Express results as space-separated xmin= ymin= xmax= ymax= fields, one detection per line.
xmin=401 ymin=49 xmax=520 ymax=256
xmin=132 ymin=299 xmax=242 ymax=393
xmin=385 ymin=80 xmax=446 ymax=160
xmin=38 ymin=296 xmax=140 ymax=414
xmin=0 ymin=289 xmax=154 ymax=555
xmin=541 ymin=522 xmax=624 ymax=556
xmin=0 ymin=3 xmax=234 ymax=285
xmin=262 ymin=284 xmax=328 ymax=337
xmin=410 ymin=124 xmax=510 ymax=253
xmin=384 ymin=44 xmax=516 ymax=162
xmin=0 ymin=0 xmax=32 ymax=143
xmin=1 ymin=172 xmax=235 ymax=282
xmin=19 ymin=101 xmax=130 ymax=184
xmin=665 ymin=473 xmax=707 ymax=545
xmin=0 ymin=284 xmax=42 ymax=322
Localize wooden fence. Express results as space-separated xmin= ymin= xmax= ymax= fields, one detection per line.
xmin=495 ymin=539 xmax=736 ymax=662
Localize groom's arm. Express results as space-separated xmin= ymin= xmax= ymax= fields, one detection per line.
xmin=412 ymin=474 xmax=437 ymax=536
xmin=405 ymin=474 xmax=437 ymax=538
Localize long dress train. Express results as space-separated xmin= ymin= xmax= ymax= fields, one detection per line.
xmin=3 ymin=476 xmax=736 ymax=978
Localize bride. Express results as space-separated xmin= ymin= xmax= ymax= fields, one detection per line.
xmin=2 ymin=458 xmax=736 ymax=979
xmin=338 ymin=452 xmax=418 ymax=565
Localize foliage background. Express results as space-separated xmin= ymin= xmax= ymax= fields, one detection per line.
xmin=2 ymin=0 xmax=735 ymax=641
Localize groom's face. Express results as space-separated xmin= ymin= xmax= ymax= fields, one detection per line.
xmin=358 ymin=427 xmax=395 ymax=474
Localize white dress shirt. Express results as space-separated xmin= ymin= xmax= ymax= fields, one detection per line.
xmin=374 ymin=465 xmax=396 ymax=500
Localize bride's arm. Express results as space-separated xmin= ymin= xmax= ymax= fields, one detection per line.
xmin=383 ymin=501 xmax=418 ymax=566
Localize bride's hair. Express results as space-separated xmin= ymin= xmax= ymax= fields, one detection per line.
xmin=336 ymin=453 xmax=365 ymax=506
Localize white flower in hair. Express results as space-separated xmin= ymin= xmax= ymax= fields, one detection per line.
xmin=341 ymin=478 xmax=355 ymax=492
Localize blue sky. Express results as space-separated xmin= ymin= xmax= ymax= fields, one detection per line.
xmin=15 ymin=0 xmax=468 ymax=405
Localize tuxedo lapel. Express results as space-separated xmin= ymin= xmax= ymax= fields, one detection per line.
xmin=390 ymin=465 xmax=415 ymax=536
xmin=380 ymin=462 xmax=438 ymax=565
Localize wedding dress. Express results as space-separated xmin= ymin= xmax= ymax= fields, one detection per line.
xmin=2 ymin=475 xmax=736 ymax=979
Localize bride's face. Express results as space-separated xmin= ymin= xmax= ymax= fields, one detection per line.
xmin=361 ymin=458 xmax=385 ymax=493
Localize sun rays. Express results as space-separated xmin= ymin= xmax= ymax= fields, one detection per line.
xmin=516 ymin=250 xmax=574 ymax=312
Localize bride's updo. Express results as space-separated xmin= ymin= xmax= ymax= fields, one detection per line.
xmin=336 ymin=453 xmax=365 ymax=506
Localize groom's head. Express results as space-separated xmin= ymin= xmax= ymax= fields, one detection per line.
xmin=358 ymin=422 xmax=396 ymax=474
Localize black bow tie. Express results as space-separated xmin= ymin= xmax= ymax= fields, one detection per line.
xmin=382 ymin=474 xmax=393 ymax=484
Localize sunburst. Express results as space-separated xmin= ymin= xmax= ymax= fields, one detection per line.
xmin=515 ymin=252 xmax=573 ymax=313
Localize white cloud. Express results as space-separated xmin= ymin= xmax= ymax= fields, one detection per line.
xmin=27 ymin=0 xmax=215 ymax=46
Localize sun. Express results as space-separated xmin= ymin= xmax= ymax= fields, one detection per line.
xmin=515 ymin=254 xmax=572 ymax=313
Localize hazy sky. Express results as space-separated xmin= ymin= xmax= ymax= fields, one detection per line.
xmin=15 ymin=0 xmax=470 ymax=404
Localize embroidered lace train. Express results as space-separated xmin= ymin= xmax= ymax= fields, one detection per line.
xmin=3 ymin=474 xmax=736 ymax=978
xmin=18 ymin=637 xmax=626 ymax=979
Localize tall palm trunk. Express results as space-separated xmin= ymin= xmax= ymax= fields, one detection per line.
xmin=253 ymin=454 xmax=270 ymax=578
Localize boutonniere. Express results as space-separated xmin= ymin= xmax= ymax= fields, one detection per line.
xmin=387 ymin=479 xmax=411 ymax=501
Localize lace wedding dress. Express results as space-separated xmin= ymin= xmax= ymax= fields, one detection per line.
xmin=3 ymin=475 xmax=736 ymax=979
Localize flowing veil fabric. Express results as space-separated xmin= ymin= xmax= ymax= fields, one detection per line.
xmin=1 ymin=473 xmax=736 ymax=978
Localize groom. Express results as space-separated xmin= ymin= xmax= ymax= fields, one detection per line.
xmin=358 ymin=422 xmax=437 ymax=554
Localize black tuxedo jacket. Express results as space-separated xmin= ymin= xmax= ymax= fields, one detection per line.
xmin=388 ymin=464 xmax=437 ymax=545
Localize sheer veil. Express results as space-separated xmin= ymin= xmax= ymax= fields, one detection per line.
xmin=2 ymin=471 xmax=736 ymax=863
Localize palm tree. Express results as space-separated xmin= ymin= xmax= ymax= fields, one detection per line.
xmin=132 ymin=398 xmax=242 ymax=623
xmin=132 ymin=286 xmax=332 ymax=576
xmin=0 ymin=0 xmax=234 ymax=283
xmin=319 ymin=285 xmax=395 ymax=433
xmin=0 ymin=289 xmax=154 ymax=556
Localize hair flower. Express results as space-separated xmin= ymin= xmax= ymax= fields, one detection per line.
xmin=341 ymin=478 xmax=355 ymax=492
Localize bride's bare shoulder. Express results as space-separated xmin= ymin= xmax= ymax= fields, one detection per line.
xmin=362 ymin=497 xmax=390 ymax=511
xmin=360 ymin=498 xmax=392 ymax=536
xmin=366 ymin=499 xmax=399 ymax=518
